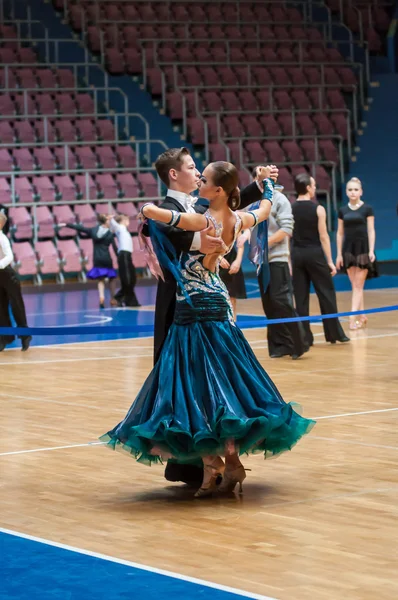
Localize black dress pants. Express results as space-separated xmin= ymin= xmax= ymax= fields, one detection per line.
xmin=258 ymin=261 xmax=308 ymax=357
xmin=292 ymin=246 xmax=346 ymax=345
xmin=0 ymin=266 xmax=29 ymax=344
xmin=114 ymin=250 xmax=139 ymax=307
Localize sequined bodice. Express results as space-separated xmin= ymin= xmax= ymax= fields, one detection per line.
xmin=174 ymin=211 xmax=242 ymax=325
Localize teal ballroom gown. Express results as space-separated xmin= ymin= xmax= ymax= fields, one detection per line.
xmin=100 ymin=210 xmax=315 ymax=464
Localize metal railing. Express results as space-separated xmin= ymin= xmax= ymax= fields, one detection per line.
xmin=0 ymin=18 xmax=46 ymax=38
xmin=0 ymin=140 xmax=168 ymax=201
xmin=198 ymin=106 xmax=353 ymax=160
xmin=138 ymin=35 xmax=364 ymax=68
xmin=0 ymin=110 xmax=150 ymax=147
xmin=0 ymin=61 xmax=108 ymax=90
xmin=158 ymin=59 xmax=364 ymax=109
xmin=0 ymin=85 xmax=127 ymax=117
xmin=0 ymin=36 xmax=96 ymax=65
xmin=0 ymin=138 xmax=160 ymax=171
xmin=173 ymin=79 xmax=359 ymax=132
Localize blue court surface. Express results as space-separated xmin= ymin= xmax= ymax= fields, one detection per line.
xmin=0 ymin=530 xmax=271 ymax=600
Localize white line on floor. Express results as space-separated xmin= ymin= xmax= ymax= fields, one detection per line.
xmin=0 ymin=442 xmax=105 ymax=457
xmin=1 ymin=408 xmax=397 ymax=458
xmin=0 ymin=527 xmax=278 ymax=600
xmin=313 ymin=407 xmax=398 ymax=420
xmin=309 ymin=435 xmax=398 ymax=451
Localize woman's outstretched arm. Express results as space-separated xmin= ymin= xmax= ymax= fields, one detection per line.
xmin=237 ymin=178 xmax=274 ymax=229
xmin=141 ymin=203 xmax=208 ymax=231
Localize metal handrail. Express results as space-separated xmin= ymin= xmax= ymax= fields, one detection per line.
xmin=174 ymin=81 xmax=360 ymax=132
xmin=138 ymin=36 xmax=364 ymax=67
xmin=0 ymin=85 xmax=128 ymax=117
xmin=0 ymin=18 xmax=46 ymax=39
xmin=0 ymin=138 xmax=166 ymax=172
xmin=0 ymin=37 xmax=99 ymax=64
xmin=0 ymin=160 xmax=166 ymax=204
xmin=196 ymin=106 xmax=352 ymax=159
xmin=222 ymin=133 xmax=345 ymax=181
xmin=0 ymin=62 xmax=108 ymax=90
xmin=0 ymin=111 xmax=151 ymax=146
xmin=157 ymin=60 xmax=364 ymax=121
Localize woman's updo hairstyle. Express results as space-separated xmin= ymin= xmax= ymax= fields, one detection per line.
xmin=210 ymin=161 xmax=241 ymax=210
xmin=347 ymin=177 xmax=362 ymax=188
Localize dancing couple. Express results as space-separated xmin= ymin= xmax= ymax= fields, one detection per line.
xmin=101 ymin=149 xmax=315 ymax=497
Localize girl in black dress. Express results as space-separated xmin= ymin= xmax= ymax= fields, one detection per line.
xmin=59 ymin=214 xmax=118 ymax=309
xmin=219 ymin=232 xmax=247 ymax=320
xmin=336 ymin=177 xmax=377 ymax=330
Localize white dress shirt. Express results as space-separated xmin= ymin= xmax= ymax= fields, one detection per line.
xmin=0 ymin=230 xmax=13 ymax=269
xmin=166 ymin=189 xmax=201 ymax=251
xmin=109 ymin=219 xmax=133 ymax=253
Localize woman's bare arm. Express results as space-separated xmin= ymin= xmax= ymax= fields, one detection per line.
xmin=141 ymin=204 xmax=208 ymax=231
xmin=367 ymin=215 xmax=376 ymax=261
xmin=335 ymin=218 xmax=344 ymax=269
xmin=317 ymin=205 xmax=336 ymax=275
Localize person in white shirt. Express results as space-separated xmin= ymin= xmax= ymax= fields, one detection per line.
xmin=108 ymin=214 xmax=140 ymax=307
xmin=0 ymin=213 xmax=31 ymax=351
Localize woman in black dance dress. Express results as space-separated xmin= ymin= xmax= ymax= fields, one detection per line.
xmin=336 ymin=177 xmax=377 ymax=330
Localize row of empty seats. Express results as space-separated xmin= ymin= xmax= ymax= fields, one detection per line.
xmin=8 ymin=200 xmax=151 ymax=241
xmin=89 ymin=23 xmax=327 ymax=52
xmin=106 ymin=41 xmax=351 ymax=75
xmin=61 ymin=1 xmax=305 ymax=27
xmin=148 ymin=64 xmax=358 ymax=95
xmin=0 ymin=91 xmax=98 ymax=116
xmin=170 ymin=87 xmax=350 ymax=121
xmin=326 ymin=0 xmax=393 ymax=52
xmin=12 ymin=235 xmax=147 ymax=281
xmin=0 ymin=47 xmax=37 ymax=62
xmin=0 ymin=145 xmax=137 ymax=173
xmin=0 ymin=172 xmax=157 ymax=203
xmin=0 ymin=67 xmax=75 ymax=90
xmin=0 ymin=118 xmax=117 ymax=145
xmin=187 ymin=112 xmax=348 ymax=145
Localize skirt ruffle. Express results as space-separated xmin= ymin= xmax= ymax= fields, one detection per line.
xmin=100 ymin=320 xmax=315 ymax=465
xmin=87 ymin=267 xmax=117 ymax=280
xmin=341 ymin=239 xmax=379 ymax=278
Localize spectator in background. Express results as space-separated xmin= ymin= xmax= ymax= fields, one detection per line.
xmin=0 ymin=204 xmax=9 ymax=236
xmin=108 ymin=214 xmax=140 ymax=307
xmin=239 ymin=174 xmax=308 ymax=359
xmin=59 ymin=214 xmax=118 ymax=309
xmin=336 ymin=177 xmax=377 ymax=330
xmin=0 ymin=213 xmax=31 ymax=352
xmin=291 ymin=174 xmax=349 ymax=347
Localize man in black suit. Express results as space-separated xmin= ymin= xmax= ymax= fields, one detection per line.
xmin=151 ymin=148 xmax=265 ymax=486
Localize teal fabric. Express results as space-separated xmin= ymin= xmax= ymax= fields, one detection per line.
xmin=101 ymin=210 xmax=315 ymax=463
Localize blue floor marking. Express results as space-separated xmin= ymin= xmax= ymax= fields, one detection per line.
xmin=0 ymin=531 xmax=272 ymax=600
xmin=6 ymin=275 xmax=398 ymax=348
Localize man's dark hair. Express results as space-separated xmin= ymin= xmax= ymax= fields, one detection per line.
xmin=294 ymin=173 xmax=312 ymax=196
xmin=155 ymin=147 xmax=191 ymax=186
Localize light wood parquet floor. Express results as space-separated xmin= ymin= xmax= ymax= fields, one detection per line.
xmin=0 ymin=289 xmax=397 ymax=600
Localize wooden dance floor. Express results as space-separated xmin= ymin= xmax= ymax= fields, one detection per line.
xmin=0 ymin=289 xmax=397 ymax=600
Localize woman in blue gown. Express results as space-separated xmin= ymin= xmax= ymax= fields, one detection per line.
xmin=100 ymin=162 xmax=315 ymax=497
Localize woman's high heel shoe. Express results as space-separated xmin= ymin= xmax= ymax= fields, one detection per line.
xmin=194 ymin=464 xmax=224 ymax=498
xmin=218 ymin=465 xmax=247 ymax=494
xmin=349 ymin=317 xmax=360 ymax=330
